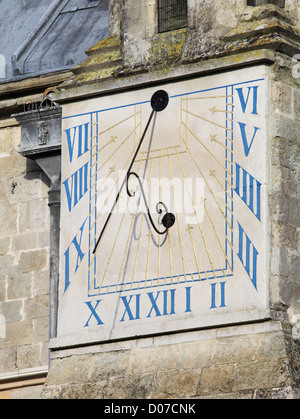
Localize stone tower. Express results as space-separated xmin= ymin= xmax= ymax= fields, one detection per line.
xmin=3 ymin=0 xmax=300 ymax=399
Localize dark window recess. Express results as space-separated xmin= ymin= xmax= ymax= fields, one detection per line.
xmin=158 ymin=0 xmax=187 ymax=33
xmin=247 ymin=0 xmax=285 ymax=7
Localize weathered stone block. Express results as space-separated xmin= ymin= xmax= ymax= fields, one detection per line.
xmin=0 ymin=276 xmax=5 ymax=302
xmin=32 ymin=270 xmax=49 ymax=296
xmin=0 ymin=347 xmax=17 ymax=373
xmin=0 ymin=205 xmax=18 ymax=237
xmin=0 ymin=155 xmax=22 ymax=178
xmin=294 ymin=89 xmax=300 ymax=121
xmin=0 ymin=181 xmax=10 ymax=207
xmin=153 ymin=370 xmax=200 ymax=398
xmin=0 ymin=255 xmax=16 ymax=276
xmin=11 ymin=232 xmax=38 ymax=252
xmin=256 ymin=332 xmax=286 ymax=360
xmin=212 ymin=336 xmax=259 ymax=365
xmin=91 ymin=350 xmax=130 ymax=381
xmin=9 ymin=385 xmax=44 ymax=400
xmin=176 ymin=340 xmax=212 ymax=370
xmin=24 ymin=295 xmax=49 ymax=320
xmin=233 ymin=359 xmax=289 ymax=392
xmin=37 ymin=231 xmax=49 ymax=249
xmin=18 ymin=250 xmax=47 ymax=273
xmin=19 ymin=199 xmax=48 ymax=233
xmin=44 ymin=356 xmax=93 ymax=386
xmin=16 ymin=344 xmax=42 ymax=370
xmin=40 ymin=385 xmax=63 ymax=399
xmin=271 ymin=222 xmax=298 ymax=252
xmin=255 ymin=386 xmax=296 ymax=399
xmin=289 ymin=197 xmax=300 ymax=228
xmin=289 ymin=253 xmax=300 ymax=281
xmin=199 ymin=365 xmax=235 ymax=395
xmin=9 ymin=174 xmax=48 ymax=205
xmin=270 ymin=246 xmax=289 ymax=279
xmin=272 ymin=81 xmax=293 ymax=116
xmin=0 ymin=127 xmax=14 ymax=155
xmin=0 ymin=237 xmax=10 ymax=255
xmin=40 ymin=342 xmax=49 ymax=366
xmin=272 ymin=115 xmax=300 ymax=144
xmin=270 ymin=192 xmax=290 ymax=224
xmin=59 ymin=381 xmax=109 ymax=399
xmin=108 ymin=374 xmax=154 ymax=399
xmin=7 ymin=273 xmax=32 ymax=300
xmin=33 ymin=317 xmax=49 ymax=344
xmin=5 ymin=320 xmax=33 ymax=347
xmin=1 ymin=300 xmax=22 ymax=324
xmin=126 ymin=345 xmax=179 ymax=375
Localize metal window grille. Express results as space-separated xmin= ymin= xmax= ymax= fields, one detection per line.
xmin=247 ymin=0 xmax=285 ymax=7
xmin=158 ymin=0 xmax=188 ymax=33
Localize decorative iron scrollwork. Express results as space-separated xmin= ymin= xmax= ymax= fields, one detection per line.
xmin=93 ymin=90 xmax=175 ymax=255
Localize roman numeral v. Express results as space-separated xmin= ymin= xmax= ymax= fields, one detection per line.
xmin=238 ymin=122 xmax=259 ymax=157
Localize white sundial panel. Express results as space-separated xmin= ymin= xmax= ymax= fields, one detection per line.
xmin=55 ymin=66 xmax=270 ymax=348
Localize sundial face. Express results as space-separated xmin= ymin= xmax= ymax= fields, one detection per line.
xmin=56 ymin=66 xmax=269 ymax=346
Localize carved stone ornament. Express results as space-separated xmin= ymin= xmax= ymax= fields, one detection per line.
xmin=13 ymin=102 xmax=62 ymax=158
xmin=37 ymin=121 xmax=50 ymax=145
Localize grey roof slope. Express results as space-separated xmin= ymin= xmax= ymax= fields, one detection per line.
xmin=0 ymin=0 xmax=109 ymax=83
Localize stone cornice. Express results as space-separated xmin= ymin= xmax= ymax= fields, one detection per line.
xmin=54 ymin=49 xmax=275 ymax=104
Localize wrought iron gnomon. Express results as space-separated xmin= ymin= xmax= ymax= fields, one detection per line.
xmin=92 ymin=90 xmax=176 ymax=255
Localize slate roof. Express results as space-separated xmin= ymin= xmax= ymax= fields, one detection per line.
xmin=0 ymin=0 xmax=109 ymax=83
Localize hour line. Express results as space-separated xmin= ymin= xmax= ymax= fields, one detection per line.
xmin=175 ymin=147 xmax=217 ymax=279
xmin=203 ymin=199 xmax=233 ymax=272
xmin=91 ymin=124 xmax=141 ymax=174
xmin=89 ymin=147 xmax=136 ymax=242
xmin=209 ymin=169 xmax=234 ymax=202
xmin=182 ymin=95 xmax=233 ymax=101
xmin=146 ymin=230 xmax=154 ymax=288
xmin=98 ymin=111 xmax=140 ymax=137
xmin=183 ymin=122 xmax=233 ymax=179
xmin=115 ymin=153 xmax=145 ymax=294
xmin=209 ymin=106 xmax=234 ymax=115
xmin=168 ymin=152 xmax=187 ymax=283
xmin=186 ymin=224 xmax=202 ymax=281
xmin=94 ymin=156 xmax=144 ymax=296
xmin=91 ymin=135 xmax=117 ymax=156
xmin=185 ymin=144 xmax=233 ymax=232
xmin=210 ymin=134 xmax=232 ymax=153
xmin=156 ymin=150 xmax=163 ymax=286
xmin=132 ymin=148 xmax=155 ymax=290
xmin=183 ymin=109 xmax=233 ymax=132
xmin=116 ymin=213 xmax=137 ymax=293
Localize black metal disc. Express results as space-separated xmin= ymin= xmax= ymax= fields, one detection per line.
xmin=151 ymin=90 xmax=169 ymax=112
xmin=162 ymin=213 xmax=176 ymax=229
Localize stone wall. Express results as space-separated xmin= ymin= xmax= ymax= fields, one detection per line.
xmin=0 ymin=120 xmax=49 ymax=399
xmin=41 ymin=322 xmax=299 ymax=399
xmin=41 ymin=0 xmax=300 ymax=400
xmin=269 ymin=55 xmax=300 ymax=332
xmin=40 ymin=59 xmax=300 ymax=397
xmin=2 ymin=0 xmax=300 ymax=399
xmin=109 ymin=0 xmax=300 ymax=70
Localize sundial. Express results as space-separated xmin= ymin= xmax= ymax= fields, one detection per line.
xmin=56 ymin=66 xmax=269 ymax=346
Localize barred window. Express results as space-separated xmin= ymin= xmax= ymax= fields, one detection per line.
xmin=158 ymin=0 xmax=188 ymax=33
xmin=247 ymin=0 xmax=285 ymax=7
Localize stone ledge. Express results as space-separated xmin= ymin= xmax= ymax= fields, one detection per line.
xmin=55 ymin=49 xmax=275 ymax=104
xmin=42 ymin=322 xmax=300 ymax=399
xmin=0 ymin=366 xmax=48 ymax=392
